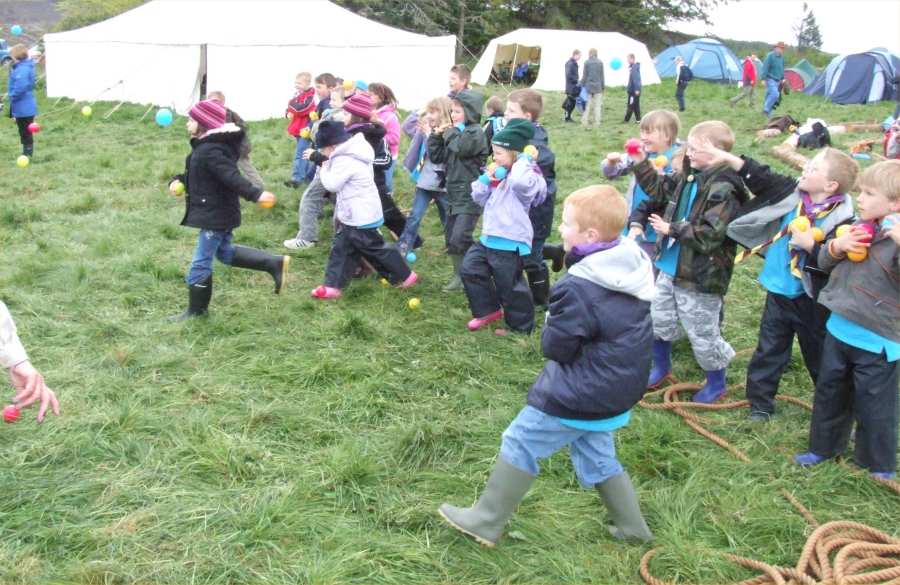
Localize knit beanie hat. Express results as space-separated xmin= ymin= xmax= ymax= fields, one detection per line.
xmin=189 ymin=99 xmax=227 ymax=130
xmin=343 ymin=92 xmax=373 ymax=120
xmin=316 ymin=121 xmax=351 ymax=148
xmin=491 ymin=118 xmax=534 ymax=152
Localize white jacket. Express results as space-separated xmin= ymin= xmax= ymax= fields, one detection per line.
xmin=0 ymin=302 xmax=28 ymax=369
xmin=319 ymin=133 xmax=384 ymax=227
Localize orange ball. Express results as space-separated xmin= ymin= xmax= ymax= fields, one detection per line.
xmin=810 ymin=227 xmax=824 ymax=242
xmin=259 ymin=197 xmax=275 ymax=209
xmin=847 ymin=249 xmax=867 ymax=262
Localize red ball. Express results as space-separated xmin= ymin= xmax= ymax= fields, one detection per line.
xmin=625 ymin=138 xmax=642 ymax=155
xmin=3 ymin=404 xmax=20 ymax=423
xmin=27 ymin=122 xmax=41 ymax=134
xmin=856 ymin=222 xmax=876 ymax=242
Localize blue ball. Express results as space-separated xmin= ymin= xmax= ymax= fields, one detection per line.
xmin=610 ymin=57 xmax=622 ymax=70
xmin=494 ymin=166 xmax=508 ymax=180
xmin=406 ymin=251 xmax=417 ymax=263
xmin=11 ymin=25 xmax=23 ymax=36
xmin=478 ymin=173 xmax=490 ymax=185
xmin=155 ymin=108 xmax=173 ymax=127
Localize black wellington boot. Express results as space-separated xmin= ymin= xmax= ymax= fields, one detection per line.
xmin=230 ymin=246 xmax=290 ymax=294
xmin=169 ymin=276 xmax=212 ymax=322
xmin=526 ymin=267 xmax=550 ymax=308
xmin=542 ymin=244 xmax=565 ymax=273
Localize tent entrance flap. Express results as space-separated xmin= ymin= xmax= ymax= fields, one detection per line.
xmin=491 ymin=43 xmax=541 ymax=84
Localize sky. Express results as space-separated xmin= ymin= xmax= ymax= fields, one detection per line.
xmin=670 ymin=0 xmax=900 ymax=55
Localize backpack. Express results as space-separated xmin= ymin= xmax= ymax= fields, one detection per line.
xmin=797 ymin=122 xmax=831 ymax=149
xmin=765 ymin=114 xmax=799 ymax=132
xmin=680 ymin=65 xmax=693 ymax=83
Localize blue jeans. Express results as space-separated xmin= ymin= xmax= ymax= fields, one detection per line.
xmin=292 ymin=136 xmax=312 ymax=183
xmin=187 ymin=229 xmax=235 ymax=285
xmin=384 ymin=161 xmax=396 ymax=193
xmin=399 ymin=187 xmax=448 ymax=248
xmin=500 ymin=405 xmax=624 ymax=488
xmin=763 ymin=79 xmax=780 ymax=115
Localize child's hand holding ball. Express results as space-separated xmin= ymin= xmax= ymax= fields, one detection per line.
xmin=258 ymin=192 xmax=276 ymax=208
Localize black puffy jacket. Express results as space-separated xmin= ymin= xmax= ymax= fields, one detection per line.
xmin=176 ymin=126 xmax=262 ymax=231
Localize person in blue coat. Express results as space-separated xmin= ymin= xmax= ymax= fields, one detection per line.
xmin=624 ymin=54 xmax=642 ymax=123
xmin=7 ymin=44 xmax=37 ymax=157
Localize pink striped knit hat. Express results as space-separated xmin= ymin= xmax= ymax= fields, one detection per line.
xmin=189 ymin=99 xmax=227 ymax=130
xmin=342 ymin=92 xmax=373 ymax=120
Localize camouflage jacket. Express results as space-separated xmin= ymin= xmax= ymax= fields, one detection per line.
xmin=630 ymin=157 xmax=748 ymax=295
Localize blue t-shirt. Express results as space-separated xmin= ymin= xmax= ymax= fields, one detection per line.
xmin=827 ymin=313 xmax=900 ymax=362
xmin=656 ymin=181 xmax=698 ymax=276
xmin=559 ymin=410 xmax=631 ymax=431
xmin=481 ymin=235 xmax=531 ymax=256
xmin=759 ymin=207 xmax=808 ymax=298
xmin=359 ymin=218 xmax=385 ymax=229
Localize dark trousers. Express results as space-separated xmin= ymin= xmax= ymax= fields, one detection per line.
xmin=808 ymin=332 xmax=899 ymax=473
xmin=15 ymin=116 xmax=34 ymax=154
xmin=624 ymin=93 xmax=641 ymax=122
xmin=562 ymin=92 xmax=578 ymax=119
xmin=445 ymin=212 xmax=479 ymax=255
xmin=675 ymin=85 xmax=686 ymax=111
xmin=324 ymin=223 xmax=410 ymax=289
xmin=378 ymin=189 xmax=408 ymax=240
xmin=746 ymin=292 xmax=827 ymax=415
xmin=461 ymin=242 xmax=534 ymax=333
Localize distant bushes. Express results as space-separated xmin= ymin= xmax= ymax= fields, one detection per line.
xmin=55 ymin=0 xmax=147 ymax=31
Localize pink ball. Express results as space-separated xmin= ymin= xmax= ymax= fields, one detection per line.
xmin=856 ymin=222 xmax=876 ymax=241
xmin=625 ymin=138 xmax=641 ymax=155
xmin=27 ymin=122 xmax=41 ymax=134
xmin=3 ymin=404 xmax=20 ymax=423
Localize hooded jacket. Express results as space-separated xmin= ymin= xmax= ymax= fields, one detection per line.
xmin=470 ymin=156 xmax=547 ymax=246
xmin=527 ymin=239 xmax=655 ymax=420
xmin=631 ymin=156 xmax=748 ymax=295
xmin=319 ymin=133 xmax=383 ymax=227
xmin=627 ymin=62 xmax=642 ymax=94
xmin=176 ymin=124 xmax=262 ymax=231
xmin=376 ymin=104 xmax=401 ymax=157
xmin=8 ymin=59 xmax=37 ymax=118
xmin=427 ymin=90 xmax=489 ymax=215
xmin=347 ymin=122 xmax=392 ymax=197
xmin=528 ymin=123 xmax=558 ymax=241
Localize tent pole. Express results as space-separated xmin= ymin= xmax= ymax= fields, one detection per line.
xmin=511 ymin=44 xmax=519 ymax=83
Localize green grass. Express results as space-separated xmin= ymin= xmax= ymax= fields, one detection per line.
xmin=0 ymin=80 xmax=897 ymax=584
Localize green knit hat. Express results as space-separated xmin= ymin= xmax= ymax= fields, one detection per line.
xmin=491 ymin=118 xmax=534 ymax=152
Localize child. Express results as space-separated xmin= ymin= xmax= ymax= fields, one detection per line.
xmin=624 ymin=54 xmax=642 ymax=123
xmin=884 ymin=118 xmax=900 ymax=160
xmin=284 ymin=85 xmax=344 ymax=250
xmin=368 ymin=83 xmax=401 ymax=193
xmin=794 ymin=160 xmax=900 ymax=480
xmin=462 ymin=119 xmax=547 ymax=334
xmin=285 ymin=72 xmax=316 ymax=188
xmin=169 ymin=100 xmax=289 ymax=321
xmin=439 ymin=185 xmax=655 ymax=547
xmin=721 ymin=147 xmax=858 ymax=421
xmin=398 ymin=96 xmax=452 ymax=256
xmin=314 ymin=73 xmax=336 ymax=120
xmin=504 ymin=89 xmax=559 ymax=307
xmin=482 ymin=95 xmax=507 ymax=145
xmin=7 ymin=44 xmax=36 ymax=158
xmin=1 ymin=301 xmax=61 ymax=423
xmin=207 ymin=90 xmax=264 ymax=190
xmin=342 ymin=92 xmax=417 ymax=247
xmin=605 ymin=110 xmax=682 ymax=264
xmin=307 ymin=121 xmax=417 ymax=299
xmin=629 ymin=121 xmax=747 ymax=402
xmin=673 ymin=56 xmax=692 ymax=112
xmin=449 ymin=64 xmax=471 ymax=96
xmin=428 ymin=90 xmax=490 ymax=291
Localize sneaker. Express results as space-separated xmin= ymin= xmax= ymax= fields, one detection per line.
xmin=871 ymin=472 xmax=897 ymax=481
xmin=749 ymin=411 xmax=772 ymax=422
xmin=794 ymin=452 xmax=829 ymax=467
xmin=311 ymin=285 xmax=341 ymax=299
xmin=283 ymin=237 xmax=315 ymax=250
xmin=467 ymin=309 xmax=504 ymax=331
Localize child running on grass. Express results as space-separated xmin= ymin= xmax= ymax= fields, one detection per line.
xmin=307 ymin=121 xmax=416 ymax=299
xmin=461 ymin=119 xmax=547 ymax=335
xmin=439 ymin=185 xmax=655 ymax=547
xmin=168 ymin=100 xmax=289 ymax=321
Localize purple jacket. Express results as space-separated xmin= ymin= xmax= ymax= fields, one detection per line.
xmin=471 ymin=157 xmax=547 ymax=246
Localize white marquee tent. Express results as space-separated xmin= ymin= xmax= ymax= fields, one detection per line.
xmin=471 ymin=28 xmax=661 ymax=91
xmin=44 ymin=0 xmax=456 ymax=121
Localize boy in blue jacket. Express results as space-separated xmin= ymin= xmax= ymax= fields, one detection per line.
xmin=7 ymin=44 xmax=37 ymax=158
xmin=439 ymin=185 xmax=655 ymax=547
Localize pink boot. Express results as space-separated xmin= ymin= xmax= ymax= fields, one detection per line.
xmin=311 ymin=285 xmax=342 ymax=299
xmin=398 ymin=271 xmax=418 ymax=289
xmin=467 ymin=309 xmax=504 ymax=331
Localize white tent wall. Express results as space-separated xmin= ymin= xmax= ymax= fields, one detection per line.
xmin=46 ymin=42 xmax=201 ymax=113
xmin=472 ymin=29 xmax=660 ymax=91
xmin=44 ymin=0 xmax=456 ymax=121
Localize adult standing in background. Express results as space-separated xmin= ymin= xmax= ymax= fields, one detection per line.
xmin=7 ymin=44 xmax=37 ymax=158
xmin=673 ymin=56 xmax=692 ymax=112
xmin=730 ymin=54 xmax=758 ymax=107
xmin=579 ymin=48 xmax=605 ymax=128
xmin=563 ymin=49 xmax=581 ymax=123
xmin=623 ymin=53 xmax=642 ymax=123
xmin=761 ymin=42 xmax=785 ymax=118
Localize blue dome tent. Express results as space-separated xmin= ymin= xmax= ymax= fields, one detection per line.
xmin=804 ymin=48 xmax=900 ymax=105
xmin=654 ymin=38 xmax=741 ymax=83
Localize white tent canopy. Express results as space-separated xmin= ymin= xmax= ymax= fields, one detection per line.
xmin=44 ymin=0 xmax=456 ymax=121
xmin=471 ymin=28 xmax=661 ymax=91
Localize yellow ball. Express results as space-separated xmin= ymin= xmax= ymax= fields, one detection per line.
xmin=847 ymin=249 xmax=867 ymax=262
xmin=81 ymin=105 xmax=92 ymax=117
xmin=171 ymin=181 xmax=185 ymax=196
xmin=810 ymin=227 xmax=824 ymax=242
xmin=487 ymin=162 xmax=497 ymax=173
xmin=790 ymin=216 xmax=811 ymax=232
xmin=259 ymin=197 xmax=275 ymax=209
xmin=523 ymin=145 xmax=538 ymax=159
xmin=343 ymin=80 xmax=354 ymax=91
xmin=16 ymin=155 xmax=29 ymax=168
xmin=299 ymin=128 xmax=311 ymax=139
xmin=380 ymin=278 xmax=390 ymax=287
xmin=654 ymin=155 xmax=668 ymax=168
xmin=408 ymin=298 xmax=421 ymax=310
xmin=309 ymin=111 xmax=319 ymax=121
xmin=836 ymin=225 xmax=851 ymax=238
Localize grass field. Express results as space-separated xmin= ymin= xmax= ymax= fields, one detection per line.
xmin=1 ymin=77 xmax=897 ymax=584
